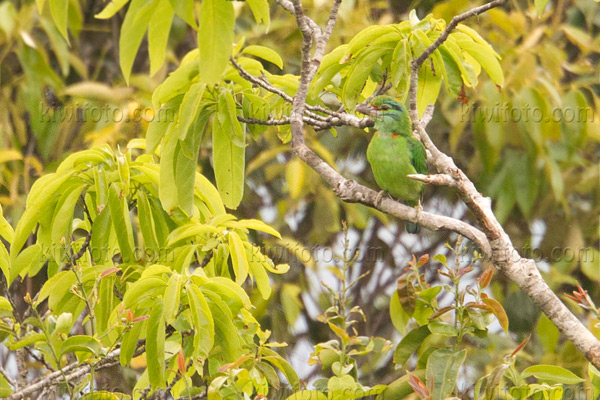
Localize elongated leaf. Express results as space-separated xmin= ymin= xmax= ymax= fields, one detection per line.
xmin=120 ymin=0 xmax=157 ymax=84
xmin=521 ymin=365 xmax=584 ymax=384
xmin=120 ymin=319 xmax=143 ymax=366
xmin=167 ymin=0 xmax=195 ymax=28
xmin=246 ymin=244 xmax=271 ymax=299
xmin=163 ymin=274 xmax=181 ymax=324
xmin=213 ymin=93 xmax=245 ymax=209
xmin=12 ymin=172 xmax=74 ymax=257
xmin=146 ymin=300 xmax=165 ymax=388
xmin=123 ymin=276 xmax=167 ymax=309
xmin=242 ymin=45 xmax=283 ymax=69
xmin=166 ymin=223 xmax=219 ymax=246
xmin=203 ymin=289 xmax=241 ymax=362
xmin=0 ymin=205 xmax=14 ymax=244
xmin=148 ymin=0 xmax=174 ymax=76
xmin=246 ymin=0 xmax=269 ymax=26
xmin=482 ymin=297 xmax=509 ymax=333
xmin=96 ymin=0 xmax=130 ymax=19
xmin=186 ymin=284 xmax=214 ymax=358
xmin=108 ymin=184 xmax=135 ymax=263
xmin=49 ymin=0 xmax=69 ymax=43
xmin=228 ymin=231 xmax=249 ymax=285
xmin=11 ymin=243 xmax=44 ymax=281
xmin=51 ymin=183 xmax=85 ymax=245
xmin=197 ymin=0 xmax=234 ymax=84
xmin=457 ymin=40 xmax=504 ymax=86
xmin=393 ymin=325 xmax=430 ymax=367
xmin=158 ymin=125 xmax=179 ymax=214
xmin=426 ymin=349 xmax=467 ymax=400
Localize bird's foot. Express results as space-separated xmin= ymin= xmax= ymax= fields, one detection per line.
xmin=406 ymin=200 xmax=423 ymax=234
xmin=375 ymin=190 xmax=388 ymax=207
xmin=416 ymin=200 xmax=423 ymax=221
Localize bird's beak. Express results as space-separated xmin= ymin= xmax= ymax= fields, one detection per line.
xmin=355 ymin=103 xmax=376 ymax=116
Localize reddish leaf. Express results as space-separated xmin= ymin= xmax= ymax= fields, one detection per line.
xmin=407 ymin=371 xmax=430 ymax=399
xmin=482 ymin=297 xmax=509 ymax=333
xmin=177 ymin=348 xmax=186 ymax=374
xmin=510 ymin=335 xmax=531 ymax=358
xmin=479 ymin=266 xmax=495 ymax=288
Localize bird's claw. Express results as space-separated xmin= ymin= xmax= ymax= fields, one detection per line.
xmin=415 ymin=199 xmax=423 ymax=223
xmin=375 ymin=190 xmax=388 ymax=207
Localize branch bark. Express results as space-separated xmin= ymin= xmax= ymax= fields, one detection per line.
xmin=406 ymin=0 xmax=600 ymax=368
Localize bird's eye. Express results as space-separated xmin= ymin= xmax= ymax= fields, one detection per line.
xmin=380 ymin=105 xmax=390 ymax=111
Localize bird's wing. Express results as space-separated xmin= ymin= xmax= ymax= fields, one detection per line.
xmin=408 ymin=138 xmax=427 ymax=175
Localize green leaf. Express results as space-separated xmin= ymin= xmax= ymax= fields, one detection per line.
xmin=228 ymin=231 xmax=249 ymax=285
xmin=261 ymin=347 xmax=300 ymax=391
xmin=381 ymin=370 xmax=427 ymax=400
xmin=390 ymin=291 xmax=410 ymax=335
xmin=148 ymin=0 xmax=174 ymax=76
xmin=285 ymin=392 xmax=327 ymax=400
xmin=186 ymin=284 xmax=214 ymax=359
xmin=166 ymin=223 xmax=220 ymax=246
xmin=51 ymin=183 xmax=86 ymax=245
xmin=202 ymin=289 xmax=241 ymax=363
xmin=0 ymin=297 xmax=13 ymax=319
xmin=152 ymin=58 xmax=198 ymax=108
xmin=158 ymin=125 xmax=179 ymax=214
xmin=342 ymin=46 xmax=389 ymax=110
xmin=12 ymin=171 xmax=74 ymax=258
xmin=246 ymin=244 xmax=271 ymax=299
xmin=80 ymin=392 xmax=131 ymax=400
xmin=146 ymin=300 xmax=165 ymax=389
xmin=427 ymin=321 xmax=458 ymax=337
xmin=328 ymin=375 xmax=357 ymax=400
xmin=175 ymin=82 xmax=206 ymax=141
xmin=426 ymin=349 xmax=467 ymax=400
xmin=393 ymin=325 xmax=430 ymax=367
xmin=457 ymin=40 xmax=504 ymax=86
xmin=108 ymin=184 xmax=135 ymax=263
xmin=242 ymin=45 xmax=283 ymax=69
xmin=413 ymin=31 xmax=442 ymax=116
xmin=246 ymin=0 xmax=270 ymax=26
xmin=163 ymin=274 xmax=181 ymax=324
xmin=120 ymin=320 xmax=143 ymax=366
xmin=96 ymin=0 xmax=130 ymax=19
xmin=535 ymin=0 xmax=550 ymax=15
xmin=197 ymin=0 xmax=234 ymax=84
xmin=11 ymin=243 xmax=44 ymax=281
xmin=60 ymin=335 xmax=102 ymax=358
xmin=137 ymin=190 xmax=159 ymax=255
xmin=123 ymin=277 xmax=167 ymax=309
xmin=167 ymin=0 xmax=196 ymax=28
xmin=0 ymin=205 xmax=14 ymax=244
xmin=521 ymin=365 xmax=585 ymax=385
xmin=120 ymin=0 xmax=157 ymax=84
xmin=49 ymin=0 xmax=69 ymax=43
xmin=213 ymin=92 xmax=245 ymax=209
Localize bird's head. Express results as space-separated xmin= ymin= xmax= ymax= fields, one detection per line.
xmin=356 ymin=96 xmax=412 ymax=135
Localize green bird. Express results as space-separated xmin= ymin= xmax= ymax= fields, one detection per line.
xmin=358 ymin=96 xmax=428 ymax=233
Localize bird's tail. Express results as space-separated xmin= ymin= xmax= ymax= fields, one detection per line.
xmin=406 ymin=222 xmax=420 ymax=234
xmin=405 ymin=199 xmax=420 ymax=234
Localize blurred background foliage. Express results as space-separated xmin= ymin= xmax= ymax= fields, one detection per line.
xmin=0 ymin=0 xmax=599 ymax=389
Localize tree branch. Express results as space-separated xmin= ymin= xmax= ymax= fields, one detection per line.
xmin=405 ymin=0 xmax=600 ymax=369
xmin=7 ymin=342 xmax=146 ymax=399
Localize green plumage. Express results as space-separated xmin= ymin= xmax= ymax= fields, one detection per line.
xmin=364 ymin=96 xmax=427 ymax=233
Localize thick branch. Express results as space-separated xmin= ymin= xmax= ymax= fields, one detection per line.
xmin=7 ymin=342 xmax=145 ymax=399
xmin=406 ymin=0 xmax=600 ymax=369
